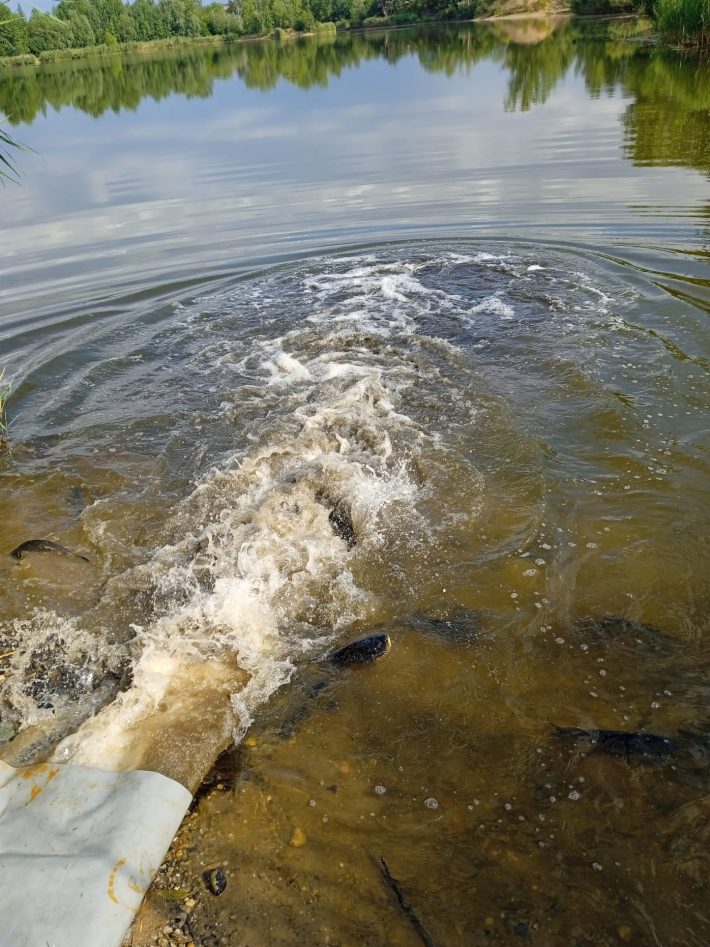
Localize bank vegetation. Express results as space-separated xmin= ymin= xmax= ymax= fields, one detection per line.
xmin=0 ymin=0 xmax=705 ymax=73
xmin=571 ymin=0 xmax=706 ymax=46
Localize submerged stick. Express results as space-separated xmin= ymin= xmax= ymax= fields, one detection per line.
xmin=379 ymin=857 xmax=436 ymax=947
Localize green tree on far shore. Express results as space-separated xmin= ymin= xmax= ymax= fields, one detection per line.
xmin=0 ymin=3 xmax=28 ymax=56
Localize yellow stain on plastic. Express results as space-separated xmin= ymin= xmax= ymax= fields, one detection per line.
xmin=108 ymin=858 xmax=127 ymax=904
xmin=17 ymin=764 xmax=60 ymax=804
xmin=127 ymin=877 xmax=142 ymax=895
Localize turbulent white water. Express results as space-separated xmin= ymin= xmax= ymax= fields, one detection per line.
xmin=6 ymin=243 xmax=695 ymax=778
xmin=37 ymin=256 xmax=451 ymax=772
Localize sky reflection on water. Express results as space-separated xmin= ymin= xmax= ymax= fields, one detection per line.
xmin=0 ymin=19 xmax=708 ymax=331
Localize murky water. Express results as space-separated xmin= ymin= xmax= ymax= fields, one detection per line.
xmin=1 ymin=16 xmax=709 ymax=946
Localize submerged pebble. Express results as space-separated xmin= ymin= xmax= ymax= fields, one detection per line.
xmin=205 ymin=868 xmax=227 ymax=896
xmin=289 ymin=827 xmax=307 ymax=848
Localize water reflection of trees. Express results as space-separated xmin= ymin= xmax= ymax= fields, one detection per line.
xmin=620 ymin=51 xmax=710 ymax=176
xmin=1 ymin=19 xmax=707 ymax=175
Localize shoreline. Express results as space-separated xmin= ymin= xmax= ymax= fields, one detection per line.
xmin=0 ymin=9 xmax=668 ymax=72
xmin=0 ymin=34 xmax=240 ymax=71
xmin=475 ymin=9 xmax=570 ymax=19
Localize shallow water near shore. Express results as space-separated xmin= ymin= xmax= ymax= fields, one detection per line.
xmin=1 ymin=16 xmax=709 ymax=947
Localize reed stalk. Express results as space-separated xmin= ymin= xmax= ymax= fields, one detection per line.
xmin=0 ymin=369 xmax=12 ymax=449
xmin=654 ymin=0 xmax=708 ymax=45
xmin=0 ymin=126 xmax=21 ymax=181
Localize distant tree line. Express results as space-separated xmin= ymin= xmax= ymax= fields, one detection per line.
xmin=0 ymin=0 xmax=478 ymax=59
xmin=0 ymin=0 xmax=241 ymax=57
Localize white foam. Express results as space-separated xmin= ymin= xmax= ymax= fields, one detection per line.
xmin=304 ymin=262 xmax=468 ymax=348
xmin=317 ymin=359 xmax=371 ymax=380
xmin=1 ymin=610 xmax=124 ymax=737
xmin=472 ymin=252 xmax=502 ymax=262
xmin=51 ymin=286 xmax=425 ymax=773
xmin=469 ymin=295 xmax=516 ymax=320
xmin=264 ymin=351 xmax=313 ymax=386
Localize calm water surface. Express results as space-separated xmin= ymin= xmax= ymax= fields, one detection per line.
xmin=1 ymin=17 xmax=709 ymax=947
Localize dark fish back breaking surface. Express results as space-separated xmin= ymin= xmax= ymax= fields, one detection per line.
xmin=328 ymin=634 xmax=392 ymax=668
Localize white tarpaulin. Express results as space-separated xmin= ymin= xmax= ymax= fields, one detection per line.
xmin=0 ymin=758 xmax=192 ymax=947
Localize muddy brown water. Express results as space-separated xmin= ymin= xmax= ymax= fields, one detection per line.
xmin=1 ymin=15 xmax=709 ymax=947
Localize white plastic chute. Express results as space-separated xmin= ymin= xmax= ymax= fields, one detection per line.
xmin=0 ymin=758 xmax=191 ymax=947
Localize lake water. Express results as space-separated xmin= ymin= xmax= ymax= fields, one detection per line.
xmin=1 ymin=17 xmax=710 ymax=946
